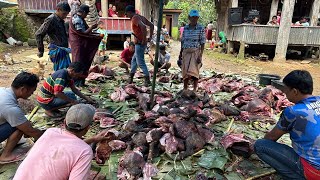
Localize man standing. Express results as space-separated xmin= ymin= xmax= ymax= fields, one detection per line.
xmin=14 ymin=104 xmax=115 ymax=180
xmin=254 ymin=70 xmax=320 ymax=179
xmin=0 ymin=72 xmax=43 ymax=164
xmin=125 ymin=5 xmax=154 ymax=86
xmin=37 ymin=62 xmax=95 ymax=118
xmin=36 ymin=2 xmax=71 ymax=71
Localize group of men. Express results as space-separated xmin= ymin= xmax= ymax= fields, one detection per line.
xmin=0 ymin=2 xmax=319 ymax=180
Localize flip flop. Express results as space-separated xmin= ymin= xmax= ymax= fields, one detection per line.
xmin=0 ymin=154 xmax=25 ymax=165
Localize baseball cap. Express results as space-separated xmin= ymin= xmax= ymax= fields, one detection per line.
xmin=66 ymin=104 xmax=95 ymax=130
xmin=79 ymin=4 xmax=90 ymax=14
xmin=189 ymin=9 xmax=200 ymax=17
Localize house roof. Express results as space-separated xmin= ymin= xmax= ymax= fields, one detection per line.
xmin=163 ymin=9 xmax=183 ymax=14
xmin=0 ymin=0 xmax=17 ymax=9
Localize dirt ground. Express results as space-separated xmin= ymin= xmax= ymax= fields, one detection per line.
xmin=1 ymin=41 xmax=320 ymax=94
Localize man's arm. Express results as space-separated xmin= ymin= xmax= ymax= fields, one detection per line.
xmin=120 ymin=57 xmax=131 ymax=67
xmin=264 ymin=127 xmax=287 ymax=141
xmin=83 ymin=24 xmax=98 ymax=34
xmin=70 ymin=84 xmax=94 ymax=103
xmin=54 ymin=92 xmax=77 ymax=104
xmin=16 ymin=121 xmax=43 ymax=140
xmin=144 ymin=18 xmax=154 ymax=41
xmin=35 ymin=18 xmax=52 ymax=57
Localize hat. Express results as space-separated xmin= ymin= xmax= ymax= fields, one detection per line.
xmin=79 ymin=4 xmax=90 ymax=14
xmin=189 ymin=9 xmax=200 ymax=17
xmin=125 ymin=5 xmax=135 ymax=13
xmin=66 ymin=104 xmax=95 ymax=130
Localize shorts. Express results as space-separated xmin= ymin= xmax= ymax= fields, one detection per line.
xmin=99 ymin=43 xmax=106 ymax=51
xmin=38 ymin=91 xmax=77 ymax=110
xmin=0 ymin=122 xmax=16 ymax=143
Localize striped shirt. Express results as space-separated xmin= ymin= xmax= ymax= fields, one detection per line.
xmin=37 ymin=69 xmax=74 ymax=104
xmin=181 ymin=24 xmax=206 ymax=49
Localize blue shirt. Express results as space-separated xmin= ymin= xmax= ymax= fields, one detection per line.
xmin=181 ymin=24 xmax=206 ymax=49
xmin=72 ymin=14 xmax=87 ymax=32
xmin=276 ymin=96 xmax=320 ymax=168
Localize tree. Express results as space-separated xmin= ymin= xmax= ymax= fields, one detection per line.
xmin=165 ymin=0 xmax=217 ymax=26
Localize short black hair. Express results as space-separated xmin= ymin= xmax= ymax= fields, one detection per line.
xmin=283 ymin=70 xmax=313 ymax=94
xmin=125 ymin=5 xmax=135 ymax=13
xmin=160 ymin=45 xmax=166 ymax=51
xmin=126 ymin=36 xmax=131 ymax=39
xmin=272 ymin=16 xmax=277 ymax=19
xmin=129 ymin=42 xmax=135 ymax=46
xmin=68 ymin=62 xmax=84 ymax=73
xmin=300 ymin=17 xmax=307 ymax=20
xmin=56 ymin=1 xmax=71 ymax=12
xmin=78 ymin=4 xmax=90 ymax=13
xmin=11 ymin=72 xmax=39 ymax=89
xmin=98 ymin=21 xmax=104 ymax=25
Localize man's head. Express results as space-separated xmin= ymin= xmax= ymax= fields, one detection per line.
xmin=253 ymin=16 xmax=259 ymax=23
xmin=282 ymin=70 xmax=313 ymax=103
xmin=109 ymin=4 xmax=113 ymax=9
xmin=126 ymin=36 xmax=131 ymax=42
xmin=125 ymin=5 xmax=136 ymax=18
xmin=98 ymin=21 xmax=104 ymax=29
xmin=11 ymin=72 xmax=39 ymax=99
xmin=300 ymin=17 xmax=307 ymax=23
xmin=78 ymin=4 xmax=90 ymax=18
xmin=65 ymin=104 xmax=95 ymax=136
xmin=272 ymin=16 xmax=277 ymax=22
xmin=188 ymin=10 xmax=200 ymax=26
xmin=129 ymin=42 xmax=135 ymax=52
xmin=68 ymin=62 xmax=84 ymax=79
xmin=56 ymin=1 xmax=70 ymax=20
xmin=160 ymin=45 xmax=166 ymax=54
xmin=277 ymin=10 xmax=281 ymax=16
xmin=112 ymin=5 xmax=117 ymax=11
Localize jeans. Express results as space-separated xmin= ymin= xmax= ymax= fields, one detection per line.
xmin=38 ymin=91 xmax=77 ymax=110
xmin=254 ymin=139 xmax=305 ymax=180
xmin=131 ymin=44 xmax=149 ymax=77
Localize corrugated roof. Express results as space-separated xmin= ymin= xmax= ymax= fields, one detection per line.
xmin=0 ymin=0 xmax=17 ymax=9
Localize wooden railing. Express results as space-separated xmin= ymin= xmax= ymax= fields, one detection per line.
xmin=99 ymin=17 xmax=132 ymax=34
xmin=228 ymin=24 xmax=320 ymax=46
xmin=17 ymin=0 xmax=59 ymax=13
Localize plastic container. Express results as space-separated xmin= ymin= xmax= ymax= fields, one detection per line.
xmin=258 ymin=74 xmax=281 ymax=86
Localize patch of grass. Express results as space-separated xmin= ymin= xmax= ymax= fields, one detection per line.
xmin=205 ymin=50 xmax=246 ymax=65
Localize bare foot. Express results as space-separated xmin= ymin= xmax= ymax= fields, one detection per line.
xmin=0 ymin=153 xmax=23 ymax=163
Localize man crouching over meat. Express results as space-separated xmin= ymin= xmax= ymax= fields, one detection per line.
xmin=37 ymin=62 xmax=95 ymax=118
xmin=14 ymin=104 xmax=111 ymax=180
xmin=254 ymin=70 xmax=320 ymax=179
xmin=0 ymin=72 xmax=43 ymax=164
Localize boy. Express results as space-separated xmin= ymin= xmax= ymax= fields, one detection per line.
xmin=255 ymin=70 xmax=320 ymax=179
xmin=97 ymin=21 xmax=108 ymax=56
xmin=150 ymin=45 xmax=171 ymax=73
xmin=123 ymin=36 xmax=131 ymax=49
xmin=119 ymin=42 xmax=135 ymax=73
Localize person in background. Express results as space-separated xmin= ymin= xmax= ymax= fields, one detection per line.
xmin=150 ymin=45 xmax=171 ymax=74
xmin=207 ymin=21 xmax=214 ymax=42
xmin=179 ymin=22 xmax=185 ymax=41
xmin=267 ymin=16 xmax=279 ymax=26
xmin=109 ymin=5 xmax=118 ymax=17
xmin=37 ymin=62 xmax=95 ymax=118
xmin=97 ymin=21 xmax=108 ymax=56
xmin=295 ymin=17 xmax=310 ymax=27
xmin=108 ymin=4 xmax=113 ymax=17
xmin=162 ymin=25 xmax=168 ymax=35
xmin=68 ymin=0 xmax=81 ymax=15
xmin=119 ymin=42 xmax=135 ymax=73
xmin=277 ymin=10 xmax=281 ymax=24
xmin=72 ymin=4 xmax=98 ymax=34
xmin=36 ymin=2 xmax=71 ymax=71
xmin=123 ymin=36 xmax=131 ymax=49
xmin=179 ymin=10 xmax=205 ymax=92
xmin=13 ymin=104 xmax=116 ymax=180
xmin=125 ymin=5 xmax=154 ymax=86
xmin=0 ymin=72 xmax=43 ymax=164
xmin=251 ymin=16 xmax=259 ymax=25
xmin=254 ymin=70 xmax=320 ymax=179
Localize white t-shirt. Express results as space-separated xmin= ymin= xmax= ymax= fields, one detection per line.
xmin=123 ymin=41 xmax=130 ymax=49
xmin=159 ymin=51 xmax=170 ymax=65
xmin=14 ymin=128 xmax=93 ymax=180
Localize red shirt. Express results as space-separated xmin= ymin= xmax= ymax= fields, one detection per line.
xmin=120 ymin=48 xmax=134 ymax=63
xmin=108 ymin=9 xmax=116 ymax=17
xmin=131 ymin=14 xmax=148 ymax=44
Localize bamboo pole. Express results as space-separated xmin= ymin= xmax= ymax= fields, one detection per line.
xmin=150 ymin=0 xmax=164 ymax=108
xmin=27 ymin=106 xmax=39 ymax=120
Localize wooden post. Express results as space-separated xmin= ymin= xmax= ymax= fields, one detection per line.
xmin=269 ymin=0 xmax=279 ymax=21
xmin=274 ymin=0 xmax=295 ymax=63
xmin=101 ymin=0 xmax=108 ymax=17
xmin=237 ymin=41 xmax=245 ymax=59
xmin=310 ymin=0 xmax=320 ymax=26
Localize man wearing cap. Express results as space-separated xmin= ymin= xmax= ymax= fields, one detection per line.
xmin=179 ymin=10 xmax=205 ymax=92
xmin=36 ymin=1 xmax=71 ymax=71
xmin=125 ymin=5 xmax=154 ymax=86
xmin=72 ymin=4 xmax=98 ymax=34
xmin=254 ymin=70 xmax=320 ymax=179
xmin=14 ymin=104 xmax=113 ymax=180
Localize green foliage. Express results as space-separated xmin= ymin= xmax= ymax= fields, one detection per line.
xmin=165 ymin=0 xmax=217 ymax=26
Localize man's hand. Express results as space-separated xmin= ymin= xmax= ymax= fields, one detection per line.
xmin=126 ymin=63 xmax=131 ymax=68
xmin=37 ymin=52 xmax=44 ymax=58
xmin=93 ymin=130 xmax=110 ymax=142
